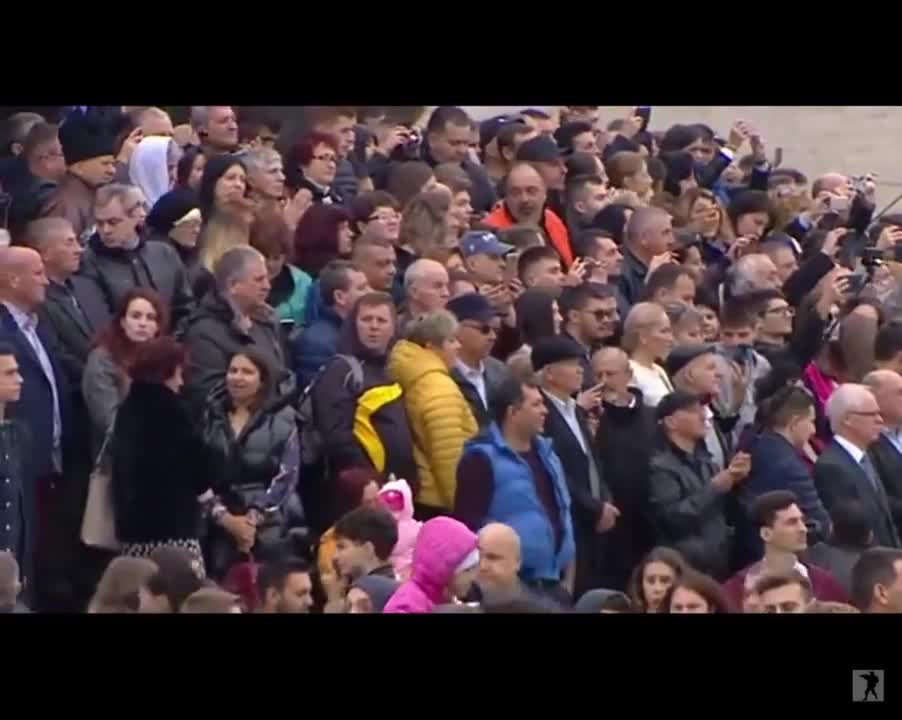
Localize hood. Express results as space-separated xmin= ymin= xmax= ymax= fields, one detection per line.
xmin=378 ymin=478 xmax=415 ymax=522
xmin=351 ymin=575 xmax=400 ymax=613
xmin=130 ymin=136 xmax=174 ymax=208
xmin=388 ymin=339 xmax=448 ymax=388
xmin=336 ymin=296 xmax=395 ymax=363
xmin=409 ymin=517 xmax=477 ymax=602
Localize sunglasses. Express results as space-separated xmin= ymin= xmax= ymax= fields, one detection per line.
xmin=462 ymin=321 xmax=498 ymax=335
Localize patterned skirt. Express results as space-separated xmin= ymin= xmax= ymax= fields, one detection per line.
xmin=121 ymin=538 xmax=206 ymax=579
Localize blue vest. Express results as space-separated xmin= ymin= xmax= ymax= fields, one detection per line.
xmin=464 ymin=424 xmax=575 ymax=582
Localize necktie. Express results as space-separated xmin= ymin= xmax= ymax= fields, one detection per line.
xmin=861 ymin=454 xmax=884 ymax=497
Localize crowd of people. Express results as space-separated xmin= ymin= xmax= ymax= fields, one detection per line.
xmin=1 ymin=103 xmax=902 ymax=614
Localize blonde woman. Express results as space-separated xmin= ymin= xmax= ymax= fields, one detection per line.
xmin=398 ymin=190 xmax=456 ymax=263
xmin=195 ymin=212 xmax=250 ymax=299
xmin=622 ymin=302 xmax=675 ymax=407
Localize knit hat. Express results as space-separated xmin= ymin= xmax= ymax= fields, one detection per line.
xmin=665 ymin=344 xmax=717 ymax=378
xmin=531 ymin=335 xmax=585 ymax=371
xmin=656 ymin=390 xmax=704 ymax=421
xmin=516 ymin=135 xmax=562 ymax=163
xmin=146 ymin=188 xmax=200 ymax=234
xmin=59 ymin=113 xmax=115 ymax=166
xmin=447 ymin=292 xmax=496 ymax=324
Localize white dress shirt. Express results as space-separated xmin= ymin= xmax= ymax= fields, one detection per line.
xmin=834 ymin=434 xmax=865 ymax=464
xmin=455 ymin=359 xmax=487 ymax=409
xmin=544 ymin=390 xmax=603 ymax=501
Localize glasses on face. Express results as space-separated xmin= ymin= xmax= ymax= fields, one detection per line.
xmin=368 ymin=211 xmax=400 ymax=222
xmin=313 ymin=153 xmax=338 ymax=164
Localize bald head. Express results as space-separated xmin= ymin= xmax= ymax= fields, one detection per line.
xmin=0 ymin=247 xmax=47 ymax=312
xmin=477 ymin=523 xmax=522 ymax=594
xmin=505 ymin=162 xmax=547 ymax=225
xmin=405 ymin=258 xmax=450 ymax=314
xmin=863 ymin=369 xmax=902 ymax=427
xmin=625 ymin=207 xmax=673 ymax=261
xmin=592 ymin=346 xmax=633 ymax=398
xmin=812 ymin=172 xmax=851 ymax=199
xmin=140 ymin=107 xmax=174 ymax=137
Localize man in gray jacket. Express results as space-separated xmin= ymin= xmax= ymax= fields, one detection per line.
xmin=80 ymin=183 xmax=195 ymax=328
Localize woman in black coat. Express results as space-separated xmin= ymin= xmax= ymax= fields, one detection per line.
xmin=111 ymin=337 xmax=211 ymax=573
xmin=201 ymin=349 xmax=304 ymax=579
xmin=310 ymin=292 xmax=418 ymax=531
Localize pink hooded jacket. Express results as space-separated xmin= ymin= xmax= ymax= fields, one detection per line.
xmin=383 ymin=516 xmax=478 ymax=614
xmin=378 ymin=478 xmax=421 ymax=581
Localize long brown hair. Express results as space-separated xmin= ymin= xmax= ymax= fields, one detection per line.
xmin=627 ymin=546 xmax=687 ymax=612
xmin=659 ymin=568 xmax=731 ymax=614
xmin=93 ymin=288 xmax=170 ymax=371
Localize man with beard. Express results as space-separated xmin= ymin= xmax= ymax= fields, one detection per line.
xmin=559 ymin=283 xmax=620 ymax=390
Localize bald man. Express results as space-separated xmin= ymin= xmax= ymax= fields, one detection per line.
xmin=593 ymin=346 xmax=658 ymax=588
xmin=0 ymin=247 xmax=66 ymax=608
xmin=402 ymin=259 xmax=450 ymax=326
xmin=863 ymin=370 xmax=902 ymax=533
xmin=139 ymin=107 xmax=174 ymax=138
xmin=476 ymin=523 xmax=522 ymax=598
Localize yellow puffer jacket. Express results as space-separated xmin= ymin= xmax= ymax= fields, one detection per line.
xmin=388 ymin=340 xmax=478 ymax=510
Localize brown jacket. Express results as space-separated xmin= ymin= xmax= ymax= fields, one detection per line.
xmin=41 ymin=172 xmax=97 ymax=242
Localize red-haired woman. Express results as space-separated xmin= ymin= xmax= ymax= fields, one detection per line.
xmin=293 ymin=202 xmax=354 ymax=278
xmin=285 ymin=131 xmax=343 ymax=206
xmin=110 ymin=337 xmax=213 ymax=572
xmin=82 ymin=288 xmax=170 ymax=453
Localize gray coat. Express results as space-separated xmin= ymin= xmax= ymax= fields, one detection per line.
xmin=82 ymin=346 xmax=126 ymax=456
xmin=648 ymin=441 xmax=732 ymax=579
xmin=79 ymin=234 xmax=196 ymax=329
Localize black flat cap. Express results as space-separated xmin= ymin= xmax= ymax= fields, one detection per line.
xmin=531 ymin=336 xmax=585 ymax=371
xmin=665 ymin=344 xmax=717 ymax=378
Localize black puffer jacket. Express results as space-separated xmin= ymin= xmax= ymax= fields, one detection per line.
xmin=79 ymin=233 xmax=196 ymax=328
xmin=312 ymin=303 xmax=418 ymax=488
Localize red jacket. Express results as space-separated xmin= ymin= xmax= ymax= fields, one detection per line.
xmin=722 ymin=559 xmax=849 ymax=612
xmin=483 ymin=203 xmax=574 ymax=267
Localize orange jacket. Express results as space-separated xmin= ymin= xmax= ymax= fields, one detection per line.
xmin=483 ymin=203 xmax=574 ymax=267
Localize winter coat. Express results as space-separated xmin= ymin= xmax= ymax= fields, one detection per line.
xmin=40 ymin=172 xmax=97 ymax=243
xmin=146 ymin=230 xmax=205 ymax=301
xmin=594 ymin=389 xmax=658 ymax=589
xmin=383 ymin=516 xmax=477 ymax=614
xmin=378 ymin=478 xmax=422 ymax=582
xmin=78 ymin=233 xmax=196 ymax=329
xmin=388 ymin=340 xmax=479 ymax=510
xmin=450 ymin=356 xmax=512 ymax=429
xmin=110 ymin=381 xmax=211 ymax=544
xmin=181 ymin=291 xmax=289 ymax=417
xmin=312 ymin=314 xmax=418 ymax=489
xmin=270 ymin=264 xmax=313 ymax=330
xmin=460 ymin=424 xmax=576 ymax=583
xmin=292 ymin=305 xmax=342 ymax=389
xmin=617 ymin=249 xmax=650 ymax=307
xmin=483 ymin=202 xmax=573 ymax=266
xmin=648 ymin=439 xmax=732 ymax=579
xmin=81 ymin=346 xmax=127 ymax=455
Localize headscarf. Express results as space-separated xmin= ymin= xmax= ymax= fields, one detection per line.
xmin=130 ymin=136 xmax=178 ymax=208
xmin=350 ymin=575 xmax=400 ymax=613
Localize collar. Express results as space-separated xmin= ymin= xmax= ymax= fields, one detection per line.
xmin=2 ymin=301 xmax=36 ymax=330
xmin=544 ymin=389 xmax=576 ymax=415
xmin=455 ymin=359 xmax=485 ymax=379
xmin=834 ymin=435 xmax=866 ymax=464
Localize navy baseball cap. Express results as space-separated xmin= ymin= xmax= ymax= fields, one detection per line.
xmin=460 ymin=230 xmax=514 ymax=259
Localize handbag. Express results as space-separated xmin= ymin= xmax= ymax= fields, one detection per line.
xmin=80 ymin=427 xmax=121 ymax=552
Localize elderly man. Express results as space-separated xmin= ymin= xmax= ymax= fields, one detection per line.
xmin=182 ymin=246 xmax=289 ymax=414
xmin=862 ymin=370 xmax=902 ymax=535
xmin=243 ymin=147 xmax=286 ymax=211
xmin=190 ymin=106 xmax=239 ymax=156
xmin=727 ymin=252 xmax=781 ymax=299
xmin=618 ymin=207 xmax=675 ymax=306
xmin=81 ymin=183 xmax=195 ymax=327
xmin=399 ymin=258 xmax=450 ymax=328
xmin=814 ymin=383 xmax=900 ymax=548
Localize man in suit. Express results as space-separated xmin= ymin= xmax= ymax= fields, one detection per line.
xmin=814 ymin=383 xmax=900 ymax=548
xmin=534 ymin=336 xmax=619 ymax=597
xmin=863 ymin=370 xmax=902 ymax=535
xmin=0 ymin=246 xmax=67 ymax=608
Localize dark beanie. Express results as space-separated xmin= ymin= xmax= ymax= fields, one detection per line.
xmin=59 ymin=114 xmax=115 ymax=166
xmin=146 ymin=189 xmax=200 ymax=234
xmin=198 ymin=154 xmax=246 ymax=220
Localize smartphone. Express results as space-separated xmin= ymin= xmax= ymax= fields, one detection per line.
xmin=773 ymin=147 xmax=783 ymax=168
xmin=634 ymin=106 xmax=652 ymax=133
xmin=503 ymin=251 xmax=520 ymax=285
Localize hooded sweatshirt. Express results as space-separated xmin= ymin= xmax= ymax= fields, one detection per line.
xmin=383 ymin=516 xmax=477 ymax=614
xmin=388 ymin=340 xmax=479 ymax=510
xmin=378 ymin=478 xmax=422 ymax=581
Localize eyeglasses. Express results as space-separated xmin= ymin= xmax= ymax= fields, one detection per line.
xmin=368 ymin=211 xmax=400 ymax=222
xmin=313 ymin=154 xmax=337 ymax=164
